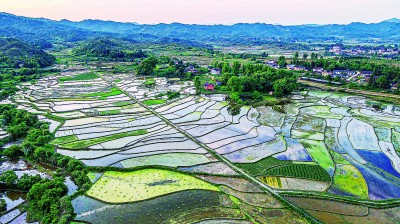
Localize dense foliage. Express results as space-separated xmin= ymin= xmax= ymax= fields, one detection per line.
xmin=215 ymin=61 xmax=298 ymax=100
xmin=297 ymin=57 xmax=400 ymax=91
xmin=73 ymin=38 xmax=147 ymax=60
xmin=0 ymin=170 xmax=42 ymax=191
xmin=0 ymin=38 xmax=55 ymax=68
xmin=26 ymin=177 xmax=73 ymax=223
xmin=0 ymin=106 xmax=92 ymax=223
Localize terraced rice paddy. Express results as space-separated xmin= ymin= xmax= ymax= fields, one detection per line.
xmin=7 ymin=68 xmax=400 ymax=223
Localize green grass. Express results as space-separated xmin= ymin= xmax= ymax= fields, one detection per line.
xmin=59 ymin=129 xmax=147 ymax=149
xmin=59 ymin=72 xmax=99 ymax=82
xmin=86 ymin=169 xmax=220 ymax=203
xmin=235 ymin=157 xmax=286 ymax=176
xmin=114 ymin=79 xmax=122 ymax=83
xmin=300 ymin=140 xmax=335 ymax=175
xmin=142 ymin=99 xmax=166 ymax=106
xmin=301 ymin=106 xmax=343 ymax=119
xmin=87 ymin=172 xmax=98 ymax=183
xmin=143 ymin=79 xmax=155 ymax=85
xmin=51 ymin=135 xmax=78 ymax=145
xmin=262 ymin=163 xmax=331 ymax=182
xmin=392 ymin=130 xmax=400 ymax=156
xmin=112 ymin=101 xmax=132 ymax=107
xmin=331 ymin=164 xmax=368 ymax=199
xmin=235 ymin=156 xmax=331 ymax=182
xmin=81 ymin=87 xmax=122 ymax=100
xmin=99 ymin=110 xmax=121 ymax=115
xmin=329 ymin=150 xmax=351 ymax=165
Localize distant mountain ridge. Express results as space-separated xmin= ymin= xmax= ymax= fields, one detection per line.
xmin=0 ymin=12 xmax=399 ymax=45
xmin=385 ymin=18 xmax=400 ymax=23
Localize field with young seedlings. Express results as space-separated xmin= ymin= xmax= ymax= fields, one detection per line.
xmin=6 ymin=67 xmax=400 ymax=223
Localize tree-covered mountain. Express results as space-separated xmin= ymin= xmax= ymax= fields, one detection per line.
xmin=74 ymin=38 xmax=147 ymax=60
xmin=1 ymin=12 xmax=399 ymax=46
xmin=0 ymin=38 xmax=55 ymax=68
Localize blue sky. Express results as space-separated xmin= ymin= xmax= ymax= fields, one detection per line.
xmin=1 ymin=0 xmax=399 ymax=25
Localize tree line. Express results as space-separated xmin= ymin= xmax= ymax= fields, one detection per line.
xmin=0 ymin=105 xmax=91 ymax=223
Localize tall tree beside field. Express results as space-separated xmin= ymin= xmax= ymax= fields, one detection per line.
xmin=227 ymin=76 xmax=243 ymax=93
xmin=232 ymin=61 xmax=241 ymax=76
xmin=222 ymin=63 xmax=232 ymax=74
xmin=136 ymin=57 xmax=157 ymax=76
xmin=278 ymin=56 xmax=287 ymax=68
xmin=194 ymin=76 xmax=202 ymax=93
xmin=293 ymin=52 xmax=299 ymax=63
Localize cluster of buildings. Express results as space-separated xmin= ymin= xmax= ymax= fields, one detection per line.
xmin=265 ymin=60 xmax=377 ymax=84
xmin=185 ymin=65 xmax=199 ymax=74
xmin=329 ymin=46 xmax=399 ymax=57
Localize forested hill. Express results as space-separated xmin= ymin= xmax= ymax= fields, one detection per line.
xmin=1 ymin=12 xmax=400 ymax=45
xmin=0 ymin=38 xmax=56 ymax=68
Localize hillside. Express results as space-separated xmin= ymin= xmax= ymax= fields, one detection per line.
xmin=74 ymin=38 xmax=147 ymax=60
xmin=0 ymin=12 xmax=400 ymax=46
xmin=0 ymin=38 xmax=56 ymax=68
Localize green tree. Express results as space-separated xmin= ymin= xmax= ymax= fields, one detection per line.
xmin=278 ymin=56 xmax=287 ymax=68
xmin=222 ymin=63 xmax=232 ymax=74
xmin=376 ymin=75 xmax=389 ymax=88
xmin=1 ymin=145 xmax=23 ymax=158
xmin=293 ymin=52 xmax=299 ymax=63
xmin=227 ymin=76 xmax=243 ymax=93
xmin=0 ymin=170 xmax=18 ymax=187
xmin=136 ymin=57 xmax=157 ymax=76
xmin=194 ymin=76 xmax=202 ymax=93
xmin=232 ymin=61 xmax=241 ymax=76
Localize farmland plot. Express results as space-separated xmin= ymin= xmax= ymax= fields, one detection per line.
xmin=9 ymin=68 xmax=400 ymax=223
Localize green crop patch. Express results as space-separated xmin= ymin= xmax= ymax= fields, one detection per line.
xmin=86 ymin=169 xmax=220 ymax=203
xmin=59 ymin=129 xmax=147 ymax=149
xmin=235 ymin=157 xmax=288 ymax=176
xmin=81 ymin=87 xmax=123 ymax=100
xmin=99 ymin=110 xmax=121 ymax=115
xmin=112 ymin=101 xmax=132 ymax=107
xmin=59 ymin=72 xmax=99 ymax=82
xmin=331 ymin=164 xmax=368 ymax=199
xmin=143 ymin=99 xmax=167 ymax=106
xmin=51 ymin=135 xmax=78 ymax=145
xmin=261 ymin=163 xmax=331 ymax=182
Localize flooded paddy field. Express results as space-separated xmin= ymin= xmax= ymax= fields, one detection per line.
xmin=6 ymin=68 xmax=400 ymax=223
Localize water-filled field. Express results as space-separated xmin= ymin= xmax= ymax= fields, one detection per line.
xmin=8 ymin=69 xmax=400 ymax=223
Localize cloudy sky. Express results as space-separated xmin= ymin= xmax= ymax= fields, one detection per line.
xmin=1 ymin=0 xmax=399 ymax=25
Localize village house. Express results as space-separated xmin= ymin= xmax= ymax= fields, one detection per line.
xmin=360 ymin=71 xmax=373 ymax=77
xmin=322 ymin=70 xmax=332 ymax=77
xmin=391 ymin=83 xmax=398 ymax=91
xmin=185 ymin=65 xmax=199 ymax=74
xmin=312 ymin=67 xmax=324 ymax=74
xmin=287 ymin=64 xmax=307 ymax=71
xmin=331 ymin=46 xmax=342 ymax=54
xmin=293 ymin=66 xmax=307 ymax=71
xmin=265 ymin=60 xmax=279 ymax=69
xmin=286 ymin=64 xmax=295 ymax=70
xmin=204 ymin=82 xmax=215 ymax=91
xmin=332 ymin=70 xmax=356 ymax=78
xmin=210 ymin=68 xmax=221 ymax=75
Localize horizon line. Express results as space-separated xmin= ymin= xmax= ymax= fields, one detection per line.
xmin=1 ymin=11 xmax=398 ymax=27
